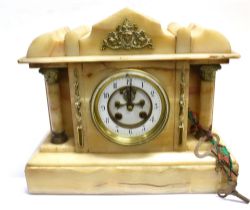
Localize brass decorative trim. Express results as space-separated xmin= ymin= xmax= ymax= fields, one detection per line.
xmin=200 ymin=64 xmax=221 ymax=81
xmin=101 ymin=18 xmax=153 ymax=50
xmin=73 ymin=69 xmax=84 ymax=147
xmin=51 ymin=131 xmax=68 ymax=144
xmin=178 ymin=67 xmax=185 ymax=145
xmin=39 ymin=68 xmax=59 ymax=84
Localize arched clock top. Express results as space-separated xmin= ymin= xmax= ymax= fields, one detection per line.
xmin=22 ymin=8 xmax=237 ymax=61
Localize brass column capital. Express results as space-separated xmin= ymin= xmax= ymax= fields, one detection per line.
xmin=39 ymin=68 xmax=59 ymax=84
xmin=200 ymin=64 xmax=221 ymax=81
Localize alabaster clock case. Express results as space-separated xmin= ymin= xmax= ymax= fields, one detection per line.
xmin=18 ymin=8 xmax=244 ymax=197
xmin=80 ymin=63 xmax=175 ymax=153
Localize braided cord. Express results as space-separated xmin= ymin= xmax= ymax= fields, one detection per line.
xmin=188 ymin=110 xmax=236 ymax=181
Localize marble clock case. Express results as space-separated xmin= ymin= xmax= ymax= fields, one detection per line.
xmin=18 ymin=8 xmax=239 ymax=194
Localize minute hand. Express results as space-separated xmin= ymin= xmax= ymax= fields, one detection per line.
xmin=127 ymin=79 xmax=134 ymax=111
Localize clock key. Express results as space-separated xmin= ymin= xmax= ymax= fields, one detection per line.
xmin=231 ymin=190 xmax=250 ymax=204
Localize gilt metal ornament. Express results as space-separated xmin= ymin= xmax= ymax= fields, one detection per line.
xmin=73 ymin=69 xmax=84 ymax=147
xmin=200 ymin=64 xmax=221 ymax=81
xmin=101 ymin=19 xmax=153 ymax=50
xmin=39 ymin=68 xmax=59 ymax=84
xmin=178 ymin=66 xmax=186 ymax=145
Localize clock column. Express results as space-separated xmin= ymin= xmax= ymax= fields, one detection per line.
xmin=39 ymin=68 xmax=68 ymax=144
xmin=199 ymin=64 xmax=221 ymax=130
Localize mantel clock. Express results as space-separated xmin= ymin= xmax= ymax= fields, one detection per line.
xmin=18 ymin=8 xmax=249 ymax=203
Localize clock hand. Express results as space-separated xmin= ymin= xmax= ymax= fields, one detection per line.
xmin=127 ymin=78 xmax=134 ymax=111
xmin=117 ymin=82 xmax=140 ymax=110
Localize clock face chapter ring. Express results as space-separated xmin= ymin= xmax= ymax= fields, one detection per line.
xmin=90 ymin=69 xmax=169 ymax=146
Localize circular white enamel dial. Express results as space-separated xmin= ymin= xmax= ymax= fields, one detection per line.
xmin=91 ymin=70 xmax=169 ymax=146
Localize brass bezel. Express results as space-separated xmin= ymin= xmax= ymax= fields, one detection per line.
xmin=90 ymin=69 xmax=169 ymax=146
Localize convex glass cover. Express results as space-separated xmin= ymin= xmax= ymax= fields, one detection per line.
xmin=91 ymin=70 xmax=169 ymax=145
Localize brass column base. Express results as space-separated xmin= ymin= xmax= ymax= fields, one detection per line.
xmin=51 ymin=131 xmax=68 ymax=144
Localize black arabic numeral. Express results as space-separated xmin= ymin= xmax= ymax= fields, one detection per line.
xmin=150 ymin=90 xmax=155 ymax=97
xmin=154 ymin=103 xmax=158 ymax=110
xmin=104 ymin=92 xmax=110 ymax=99
xmin=127 ymin=78 xmax=132 ymax=85
xmin=113 ymin=82 xmax=117 ymax=89
xmin=101 ymin=105 xmax=106 ymax=111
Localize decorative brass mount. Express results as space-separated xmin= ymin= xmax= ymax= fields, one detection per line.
xmin=101 ymin=18 xmax=153 ymax=50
